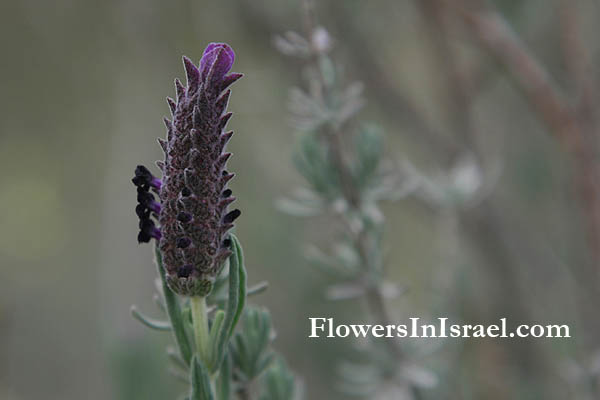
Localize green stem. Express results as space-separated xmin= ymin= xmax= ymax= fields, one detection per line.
xmin=190 ymin=296 xmax=211 ymax=368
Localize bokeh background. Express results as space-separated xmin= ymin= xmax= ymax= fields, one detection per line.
xmin=2 ymin=0 xmax=600 ymax=399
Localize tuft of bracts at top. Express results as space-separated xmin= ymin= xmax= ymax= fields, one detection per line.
xmin=132 ymin=43 xmax=243 ymax=297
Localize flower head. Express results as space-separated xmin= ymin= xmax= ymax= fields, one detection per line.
xmin=132 ymin=43 xmax=243 ymax=297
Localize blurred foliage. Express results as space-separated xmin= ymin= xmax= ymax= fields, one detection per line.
xmin=1 ymin=0 xmax=600 ymax=399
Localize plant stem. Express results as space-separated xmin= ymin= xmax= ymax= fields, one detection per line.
xmin=302 ymin=0 xmax=402 ymax=359
xmin=190 ymin=296 xmax=211 ymax=368
xmin=458 ymin=0 xmax=600 ymax=272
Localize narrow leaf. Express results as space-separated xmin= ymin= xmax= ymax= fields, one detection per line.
xmin=247 ymin=281 xmax=269 ymax=296
xmin=216 ymin=353 xmax=232 ymax=400
xmin=131 ymin=306 xmax=171 ymax=331
xmin=229 ymin=235 xmax=247 ymax=337
xmin=211 ymin=233 xmax=247 ymax=371
xmin=191 ymin=355 xmax=214 ymax=400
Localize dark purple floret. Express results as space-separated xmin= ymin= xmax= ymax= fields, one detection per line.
xmin=177 ymin=264 xmax=194 ymax=278
xmin=176 ymin=212 xmax=192 ymax=223
xmin=223 ymin=209 xmax=241 ymax=224
xmin=131 ymin=43 xmax=243 ymax=297
xmin=133 ymin=165 xmax=163 ymax=243
xmin=176 ymin=237 xmax=192 ymax=248
xmin=138 ymin=218 xmax=161 ymax=243
xmin=132 ymin=165 xmax=162 ymax=191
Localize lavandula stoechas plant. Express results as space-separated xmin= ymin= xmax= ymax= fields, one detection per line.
xmin=276 ymin=3 xmax=434 ymax=398
xmin=130 ymin=43 xmax=300 ymax=400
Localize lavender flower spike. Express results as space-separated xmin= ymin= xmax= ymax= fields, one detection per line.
xmin=132 ymin=43 xmax=243 ymax=297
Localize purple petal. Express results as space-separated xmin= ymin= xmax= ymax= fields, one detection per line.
xmin=200 ymin=43 xmax=235 ymax=81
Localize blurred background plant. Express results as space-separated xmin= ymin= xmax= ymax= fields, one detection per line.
xmin=1 ymin=0 xmax=599 ymax=399
xmin=276 ymin=1 xmax=435 ymax=398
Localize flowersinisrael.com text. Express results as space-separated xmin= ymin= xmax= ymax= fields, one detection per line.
xmin=309 ymin=318 xmax=571 ymax=339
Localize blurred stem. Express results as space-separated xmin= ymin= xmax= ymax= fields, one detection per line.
xmin=302 ymin=0 xmax=359 ymax=208
xmin=418 ymin=0 xmax=551 ymax=385
xmin=457 ymin=0 xmax=600 ymax=274
xmin=302 ymin=0 xmax=402 ymax=360
xmin=190 ymin=296 xmax=212 ymax=369
xmin=417 ymin=0 xmax=479 ymax=157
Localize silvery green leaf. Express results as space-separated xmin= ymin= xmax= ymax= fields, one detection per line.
xmin=273 ymin=31 xmax=310 ymax=58
xmin=228 ymin=236 xmax=247 ymax=337
xmin=276 ymin=186 xmax=327 ymax=217
xmin=276 ymin=197 xmax=324 ymax=217
xmin=362 ymin=202 xmax=384 ymax=225
xmin=288 ymin=87 xmax=329 ymax=131
xmin=369 ymin=160 xmax=420 ymax=202
xmin=292 ymin=133 xmax=338 ymax=196
xmin=407 ymin=165 xmax=449 ymax=208
xmin=190 ymin=355 xmax=214 ymax=400
xmin=130 ymin=306 xmax=172 ymax=331
xmin=304 ymin=244 xmax=359 ymax=277
xmin=216 ymin=353 xmax=231 ymax=400
xmin=303 ymin=245 xmax=340 ymax=271
xmin=332 ymin=241 xmax=360 ymax=268
xmin=207 ymin=260 xmax=230 ymax=304
xmin=212 ymin=234 xmax=246 ymax=372
xmin=258 ymin=358 xmax=297 ymax=400
xmin=345 ymin=211 xmax=365 ymax=235
xmin=352 ymin=124 xmax=383 ymax=188
xmin=325 ymin=282 xmax=366 ymax=301
xmin=335 ymin=82 xmax=365 ymax=126
xmin=291 ymin=186 xmax=324 ymax=202
xmin=247 ymin=281 xmax=269 ymax=296
xmin=318 ymin=55 xmax=336 ymax=88
xmin=230 ymin=307 xmax=274 ymax=382
xmin=256 ymin=353 xmax=276 ymax=376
